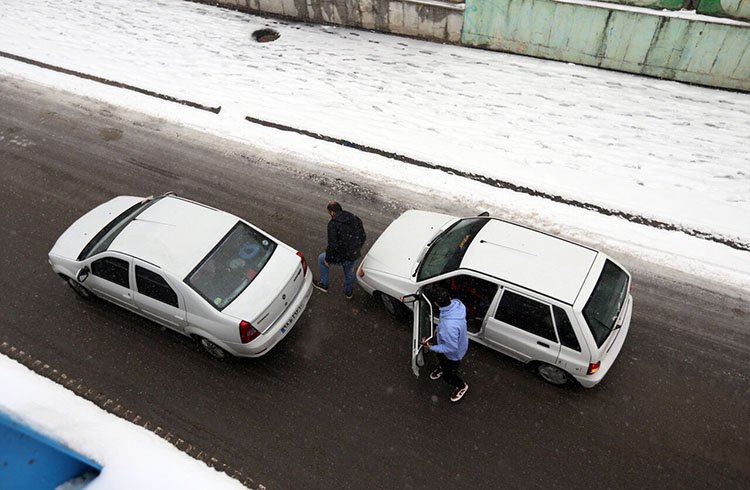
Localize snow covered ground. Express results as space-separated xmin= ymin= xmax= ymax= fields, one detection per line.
xmin=0 ymin=354 xmax=247 ymax=489
xmin=1 ymin=0 xmax=748 ymax=488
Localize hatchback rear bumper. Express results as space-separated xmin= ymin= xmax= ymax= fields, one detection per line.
xmin=574 ymin=294 xmax=633 ymax=388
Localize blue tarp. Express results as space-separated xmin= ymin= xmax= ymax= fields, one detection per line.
xmin=0 ymin=411 xmax=101 ymax=490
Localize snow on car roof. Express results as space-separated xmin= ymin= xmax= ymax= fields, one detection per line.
xmin=108 ymin=196 xmax=238 ymax=278
xmin=460 ymin=219 xmax=598 ymax=304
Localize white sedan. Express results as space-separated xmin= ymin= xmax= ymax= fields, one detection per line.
xmin=49 ymin=193 xmax=312 ymax=359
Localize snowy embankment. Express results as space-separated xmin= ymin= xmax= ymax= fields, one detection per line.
xmin=0 ymin=354 xmax=248 ymax=489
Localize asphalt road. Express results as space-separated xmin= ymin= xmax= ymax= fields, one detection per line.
xmin=1 ymin=75 xmax=748 ymax=489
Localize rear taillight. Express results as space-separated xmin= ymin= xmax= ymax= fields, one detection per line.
xmin=587 ymin=361 xmax=601 ymax=375
xmin=239 ymin=320 xmax=261 ymax=344
xmin=358 ymin=265 xmax=365 ymax=277
xmin=297 ymin=252 xmax=308 ymax=276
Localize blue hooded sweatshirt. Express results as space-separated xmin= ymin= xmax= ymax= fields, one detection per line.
xmin=430 ymin=299 xmax=468 ymax=361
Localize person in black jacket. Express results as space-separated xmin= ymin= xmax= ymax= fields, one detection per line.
xmin=313 ymin=201 xmax=366 ymax=299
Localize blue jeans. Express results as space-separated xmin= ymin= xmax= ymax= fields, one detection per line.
xmin=318 ymin=252 xmax=356 ymax=295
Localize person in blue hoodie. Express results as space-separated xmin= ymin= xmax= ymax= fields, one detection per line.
xmin=422 ymin=288 xmax=469 ymax=402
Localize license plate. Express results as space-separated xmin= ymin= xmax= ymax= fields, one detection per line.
xmin=282 ymin=304 xmax=303 ymax=332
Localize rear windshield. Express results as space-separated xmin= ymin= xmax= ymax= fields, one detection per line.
xmin=186 ymin=222 xmax=277 ymax=310
xmin=417 ymin=218 xmax=489 ymax=281
xmin=582 ymin=259 xmax=630 ymax=347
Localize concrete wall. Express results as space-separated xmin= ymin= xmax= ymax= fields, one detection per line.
xmin=196 ymin=0 xmax=750 ymax=91
xmin=212 ymin=0 xmax=466 ymax=43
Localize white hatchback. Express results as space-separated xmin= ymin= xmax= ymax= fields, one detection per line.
xmin=356 ymin=210 xmax=633 ymax=387
xmin=48 ymin=193 xmax=312 ymax=359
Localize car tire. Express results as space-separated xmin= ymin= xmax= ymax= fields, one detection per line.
xmin=380 ymin=293 xmax=407 ymax=318
xmin=536 ymin=363 xmax=570 ymax=386
xmin=66 ymin=277 xmax=92 ymax=300
xmin=197 ymin=337 xmax=228 ymax=360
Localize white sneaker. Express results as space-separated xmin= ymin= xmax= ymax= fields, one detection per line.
xmin=450 ymin=383 xmax=468 ymax=402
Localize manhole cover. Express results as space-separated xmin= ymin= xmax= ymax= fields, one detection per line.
xmin=253 ymin=28 xmax=280 ymax=43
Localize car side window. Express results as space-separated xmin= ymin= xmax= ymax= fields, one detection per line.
xmin=553 ymin=305 xmax=581 ymax=352
xmin=91 ymin=257 xmax=129 ymax=288
xmin=432 ymin=275 xmax=498 ymax=334
xmin=494 ymin=290 xmax=556 ymax=342
xmin=135 ymin=266 xmax=178 ymax=308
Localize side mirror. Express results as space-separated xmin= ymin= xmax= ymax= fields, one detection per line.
xmin=77 ymin=266 xmax=90 ymax=283
xmin=400 ymin=293 xmax=418 ymax=304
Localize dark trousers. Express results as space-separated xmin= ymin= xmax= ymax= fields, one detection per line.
xmin=437 ymin=353 xmax=464 ymax=389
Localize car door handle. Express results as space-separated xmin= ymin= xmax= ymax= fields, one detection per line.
xmin=537 ymin=341 xmax=550 ymax=348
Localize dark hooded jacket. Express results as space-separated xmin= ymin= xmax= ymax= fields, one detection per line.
xmin=325 ymin=210 xmax=366 ymax=263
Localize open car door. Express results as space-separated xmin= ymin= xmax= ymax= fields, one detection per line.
xmin=411 ymin=291 xmax=436 ymax=377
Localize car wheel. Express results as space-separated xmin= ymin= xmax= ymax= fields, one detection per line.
xmin=198 ymin=337 xmax=228 ymax=359
xmin=380 ymin=293 xmax=407 ymax=318
xmin=66 ymin=277 xmax=92 ymax=300
xmin=536 ymin=363 xmax=570 ymax=386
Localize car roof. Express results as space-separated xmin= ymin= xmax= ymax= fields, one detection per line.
xmin=460 ymin=218 xmax=598 ymax=304
xmin=108 ymin=196 xmax=238 ymax=278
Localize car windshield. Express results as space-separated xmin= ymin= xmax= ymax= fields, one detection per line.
xmin=77 ymin=197 xmax=161 ymax=261
xmin=582 ymin=259 xmax=630 ymax=347
xmin=186 ymin=222 xmax=277 ymax=310
xmin=416 ymin=217 xmax=489 ymax=281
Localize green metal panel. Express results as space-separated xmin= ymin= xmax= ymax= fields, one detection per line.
xmin=520 ymin=0 xmax=560 ymax=56
xmin=462 ymin=0 xmax=750 ymax=90
xmin=565 ymin=9 xmax=611 ymax=64
xmin=462 ymin=0 xmax=503 ymax=47
xmin=696 ymin=0 xmax=725 ymax=15
xmin=675 ymin=23 xmax=709 ymax=73
xmin=595 ymin=0 xmax=684 ymax=9
xmin=684 ymin=24 xmax=729 ymax=75
xmin=488 ymin=2 xmax=511 ymax=48
xmin=697 ymin=0 xmax=750 ymax=21
xmin=641 ymin=17 xmax=686 ymax=78
xmin=491 ymin=0 xmax=514 ymax=50
xmin=600 ymin=12 xmax=629 ymax=65
xmin=623 ymin=14 xmax=660 ymax=67
xmin=528 ymin=0 xmax=556 ymax=51
xmin=599 ymin=12 xmax=655 ymax=71
xmin=659 ymin=0 xmax=685 ymax=8
xmin=505 ymin=0 xmax=527 ymax=52
xmin=720 ymin=29 xmax=750 ymax=79
xmin=547 ymin=2 xmax=576 ymax=54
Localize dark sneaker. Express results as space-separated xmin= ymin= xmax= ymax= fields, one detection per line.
xmin=429 ymin=368 xmax=443 ymax=380
xmin=450 ymin=383 xmax=468 ymax=402
xmin=345 ymin=292 xmax=353 ymax=300
xmin=313 ymin=280 xmax=328 ymax=292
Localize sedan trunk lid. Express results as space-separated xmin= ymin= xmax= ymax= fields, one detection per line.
xmin=223 ymin=247 xmax=306 ymax=333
